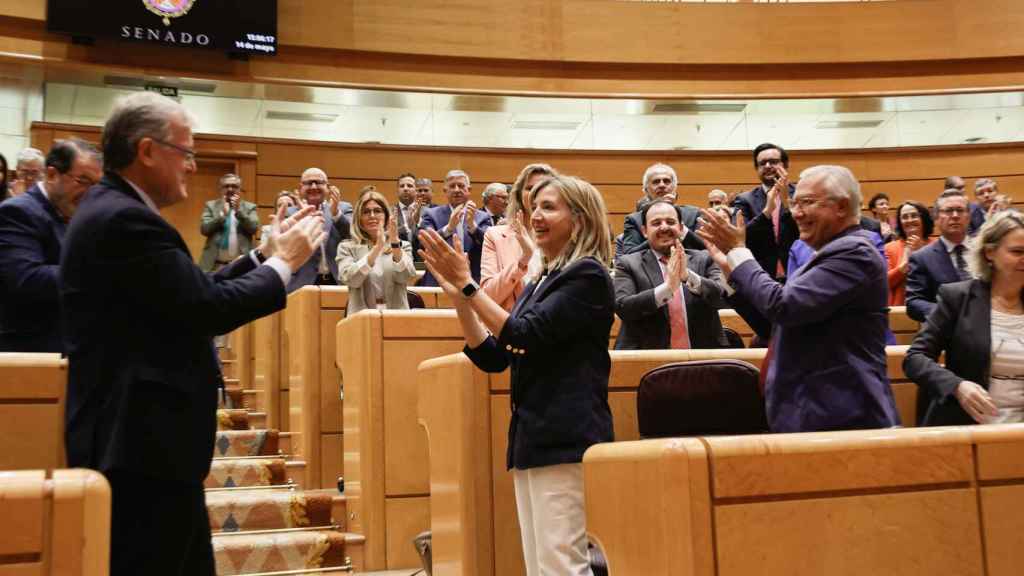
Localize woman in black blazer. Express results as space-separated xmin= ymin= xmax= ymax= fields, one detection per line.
xmin=904 ymin=210 xmax=1024 ymax=426
xmin=419 ymin=174 xmax=614 ymax=576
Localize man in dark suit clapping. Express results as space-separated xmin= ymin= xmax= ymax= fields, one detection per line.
xmin=614 ymin=199 xmax=730 ymax=350
xmin=906 ymin=189 xmax=972 ymax=322
xmin=0 ymin=138 xmax=100 ymax=352
xmin=60 ymin=91 xmax=325 ymax=576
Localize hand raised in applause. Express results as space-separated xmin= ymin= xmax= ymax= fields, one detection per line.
xmin=762 ymin=165 xmax=790 ymax=218
xmin=327 ymin=185 xmax=343 ymax=219
xmin=511 ymin=212 xmax=534 ymax=268
xmin=263 ymin=204 xmax=326 ymax=272
xmin=418 ymin=228 xmax=472 ymax=299
xmin=367 ymin=220 xmax=387 ymax=266
xmin=664 ymin=242 xmax=688 ymax=294
xmin=697 ymin=208 xmax=746 ymax=255
xmin=464 ymin=201 xmax=479 ymax=233
xmin=446 ymin=203 xmax=466 ymax=234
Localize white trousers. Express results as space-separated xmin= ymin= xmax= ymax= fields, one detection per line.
xmin=512 ymin=462 xmax=593 ymax=576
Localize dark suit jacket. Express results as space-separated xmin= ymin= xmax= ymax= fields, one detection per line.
xmin=463 ymin=257 xmax=614 ymax=470
xmin=730 ymin=184 xmax=799 ymax=280
xmin=286 ymin=202 xmax=351 ymax=292
xmin=618 ymin=204 xmax=704 ymax=258
xmin=0 ymin=184 xmax=66 ymax=352
xmin=729 ymin=226 xmax=900 ymax=432
xmin=418 ymin=203 xmax=492 ymax=286
xmin=60 ymin=172 xmax=286 ymax=484
xmin=968 ymin=202 xmax=986 ymax=236
xmin=905 ymin=239 xmax=961 ymax=322
xmin=613 ymin=248 xmax=729 ymax=350
xmin=904 ymin=280 xmax=992 ymax=426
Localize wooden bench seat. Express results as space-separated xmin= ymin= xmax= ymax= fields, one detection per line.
xmin=0 ymin=469 xmax=111 ymax=575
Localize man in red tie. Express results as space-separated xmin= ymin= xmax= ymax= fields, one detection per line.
xmin=730 ymin=143 xmax=798 ymax=283
xmin=613 ymin=199 xmax=732 ymax=350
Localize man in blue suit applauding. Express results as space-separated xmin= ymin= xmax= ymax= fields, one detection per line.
xmin=905 ymin=189 xmax=972 ymax=323
xmin=286 ymin=167 xmax=353 ymax=291
xmin=0 ymin=138 xmax=100 ymax=352
xmin=699 ymin=165 xmax=899 ymax=433
xmin=418 ymin=169 xmax=493 ymax=285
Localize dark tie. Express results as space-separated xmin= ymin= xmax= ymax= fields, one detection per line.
xmin=953 ymin=244 xmax=970 ymax=281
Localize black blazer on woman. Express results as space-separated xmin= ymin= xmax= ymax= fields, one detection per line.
xmin=903 ymin=279 xmax=992 ymax=426
xmin=464 ymin=257 xmax=615 ymax=470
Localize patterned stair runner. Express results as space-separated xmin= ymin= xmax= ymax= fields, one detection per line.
xmin=206 ymin=489 xmax=333 ymax=532
xmin=205 ymin=458 xmax=288 ymax=489
xmin=217 ymin=409 xmax=250 ymax=431
xmin=212 ymin=530 xmax=348 ymax=575
xmin=213 ymin=429 xmax=279 ymax=458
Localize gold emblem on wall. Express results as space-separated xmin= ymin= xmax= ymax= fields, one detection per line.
xmin=143 ymin=0 xmax=197 ymax=27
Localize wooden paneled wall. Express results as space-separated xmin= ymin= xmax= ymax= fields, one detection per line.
xmin=31 ymin=122 xmax=1024 ymax=264
xmin=6 ymin=1 xmax=1024 ymax=96
xmin=29 ymin=123 xmax=1024 ymax=260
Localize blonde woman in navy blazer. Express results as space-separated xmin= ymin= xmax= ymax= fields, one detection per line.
xmin=419 ymin=175 xmax=614 ymax=576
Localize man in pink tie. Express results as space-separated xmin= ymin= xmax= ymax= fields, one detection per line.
xmin=729 ymin=143 xmax=798 ymax=283
xmin=614 ymin=199 xmax=731 ymax=350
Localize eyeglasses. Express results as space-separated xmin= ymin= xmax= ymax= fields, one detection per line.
xmin=757 ymin=158 xmax=784 ymax=167
xmin=792 ymin=196 xmax=830 ymax=211
xmin=151 ymin=138 xmax=196 ymax=163
xmin=939 ymin=207 xmax=967 ymax=215
xmin=360 ymin=207 xmax=386 ymax=216
xmin=302 ymin=179 xmax=327 ymax=188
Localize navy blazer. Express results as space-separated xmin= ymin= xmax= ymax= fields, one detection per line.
xmin=730 ymin=184 xmax=799 ymax=280
xmin=729 ymin=226 xmax=900 ymax=432
xmin=613 ymin=248 xmax=729 ymax=350
xmin=0 ymin=184 xmax=67 ymax=352
xmin=61 ymin=173 xmax=286 ymax=484
xmin=968 ymin=202 xmax=986 ymax=236
xmin=905 ymin=239 xmax=961 ymax=322
xmin=418 ymin=203 xmax=492 ymax=286
xmin=463 ymin=257 xmax=615 ymax=470
xmin=618 ymin=204 xmax=704 ymax=258
xmin=286 ymin=202 xmax=351 ymax=292
xmin=904 ymin=280 xmax=993 ymax=426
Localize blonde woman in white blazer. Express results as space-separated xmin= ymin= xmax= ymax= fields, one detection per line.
xmin=336 ymin=190 xmax=416 ymax=316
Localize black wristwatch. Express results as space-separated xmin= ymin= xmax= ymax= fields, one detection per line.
xmin=254 ymin=248 xmax=268 ymax=264
xmin=390 ymin=242 xmax=401 ymax=249
xmin=461 ymin=280 xmax=480 ymax=298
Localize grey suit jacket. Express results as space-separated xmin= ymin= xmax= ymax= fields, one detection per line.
xmin=199 ymin=198 xmax=260 ymax=271
xmin=613 ymin=248 xmax=730 ymax=350
xmin=336 ymin=239 xmax=416 ymax=316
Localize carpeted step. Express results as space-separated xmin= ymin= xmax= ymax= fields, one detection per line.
xmin=206 ymin=458 xmax=288 ymax=489
xmin=212 ymin=529 xmax=349 ymax=575
xmin=217 ymin=409 xmax=250 ymax=431
xmin=214 ymin=429 xmax=279 ymax=458
xmin=206 ymin=489 xmax=333 ymax=532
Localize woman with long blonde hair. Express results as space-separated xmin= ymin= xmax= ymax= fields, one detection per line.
xmin=419 ymin=174 xmax=613 ymax=576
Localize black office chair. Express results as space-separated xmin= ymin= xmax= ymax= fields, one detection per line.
xmin=636 ymin=359 xmax=767 ymax=438
xmin=407 ymin=290 xmax=426 ymax=309
xmin=722 ymin=327 xmax=746 ymax=349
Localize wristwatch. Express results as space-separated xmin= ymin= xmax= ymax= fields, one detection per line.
xmin=461 ymin=280 xmax=480 ymax=298
xmin=390 ymin=242 xmax=401 ymax=249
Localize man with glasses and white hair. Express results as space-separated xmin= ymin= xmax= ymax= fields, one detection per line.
xmin=480 ymin=182 xmax=510 ymax=227
xmin=906 ymin=188 xmax=973 ymax=322
xmin=0 ymin=138 xmax=101 ymax=352
xmin=286 ymin=166 xmax=353 ymax=291
xmin=617 ymin=162 xmax=703 ymax=259
xmin=698 ymin=165 xmax=899 ymax=433
xmin=11 ymin=147 xmax=45 ymax=197
xmin=418 ymin=169 xmax=492 ymax=286
xmin=60 ymin=91 xmax=325 ymax=576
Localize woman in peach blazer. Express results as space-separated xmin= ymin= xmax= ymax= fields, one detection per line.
xmin=885 ymin=201 xmax=934 ymax=306
xmin=480 ymin=163 xmax=557 ymax=310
